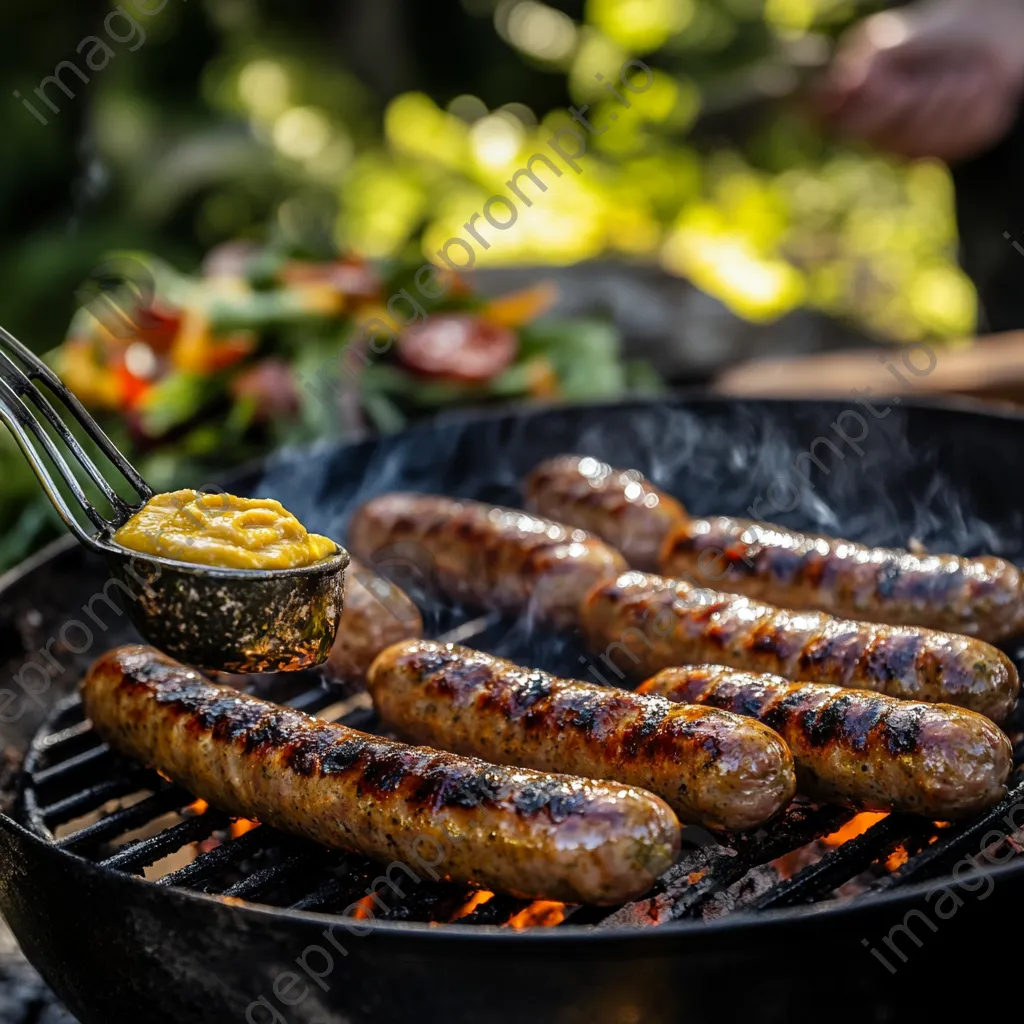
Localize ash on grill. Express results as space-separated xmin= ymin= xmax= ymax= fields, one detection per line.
xmin=16 ymin=606 xmax=1024 ymax=931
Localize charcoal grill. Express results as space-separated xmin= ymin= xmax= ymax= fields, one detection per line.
xmin=2 ymin=396 xmax=1024 ymax=1024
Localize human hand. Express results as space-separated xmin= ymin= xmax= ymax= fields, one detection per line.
xmin=817 ymin=0 xmax=1024 ymax=161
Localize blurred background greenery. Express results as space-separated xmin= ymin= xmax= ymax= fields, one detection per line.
xmin=0 ymin=0 xmax=975 ymax=569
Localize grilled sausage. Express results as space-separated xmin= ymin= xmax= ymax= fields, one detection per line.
xmin=525 ymin=456 xmax=687 ymax=570
xmin=348 ymin=493 xmax=627 ymax=628
xmin=83 ymin=646 xmax=680 ymax=905
xmin=638 ymin=665 xmax=1012 ymax=818
xmin=326 ymin=558 xmax=423 ymax=681
xmin=579 ymin=572 xmax=1020 ymax=722
xmin=368 ymin=640 xmax=796 ymax=831
xmin=524 ymin=455 xmax=1024 ymax=643
xmin=660 ymin=516 xmax=1024 ymax=643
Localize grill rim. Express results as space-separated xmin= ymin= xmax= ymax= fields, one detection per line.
xmin=4 ymin=392 xmax=1024 ymax=945
xmin=5 ymin=803 xmax=1024 ymax=945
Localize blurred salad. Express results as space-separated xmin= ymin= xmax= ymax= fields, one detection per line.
xmin=0 ymin=247 xmax=659 ymax=571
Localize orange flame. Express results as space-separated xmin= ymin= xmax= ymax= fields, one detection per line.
xmin=885 ymin=845 xmax=909 ymax=871
xmin=450 ymin=890 xmax=494 ymax=921
xmin=231 ymin=819 xmax=260 ymax=838
xmin=350 ymin=894 xmax=378 ymax=920
xmin=506 ymin=901 xmax=567 ymax=930
xmin=823 ymin=812 xmax=887 ymax=846
xmin=771 ymin=848 xmax=812 ymax=881
xmin=186 ymin=799 xmax=209 ymax=815
xmin=770 ymin=811 xmax=889 ymax=881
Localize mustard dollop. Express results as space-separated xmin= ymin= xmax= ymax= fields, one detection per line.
xmin=113 ymin=489 xmax=337 ymax=570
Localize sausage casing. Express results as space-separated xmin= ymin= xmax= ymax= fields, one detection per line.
xmin=638 ymin=665 xmax=1012 ymax=818
xmin=349 ymin=493 xmax=627 ymax=628
xmin=367 ymin=640 xmax=796 ymax=831
xmin=522 ymin=455 xmax=1024 ymax=643
xmin=83 ymin=646 xmax=681 ymax=904
xmin=326 ymin=558 xmax=423 ymax=681
xmin=580 ymin=572 xmax=1020 ymax=722
xmin=525 ymin=456 xmax=687 ymax=570
xmin=660 ymin=516 xmax=1024 ymax=643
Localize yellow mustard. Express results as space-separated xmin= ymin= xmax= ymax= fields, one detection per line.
xmin=113 ymin=489 xmax=337 ymax=570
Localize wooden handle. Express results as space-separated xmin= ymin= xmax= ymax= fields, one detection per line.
xmin=714 ymin=332 xmax=1024 ymax=405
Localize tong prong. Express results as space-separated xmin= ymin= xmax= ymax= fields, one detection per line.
xmin=0 ymin=376 xmax=104 ymax=545
xmin=0 ymin=350 xmax=133 ymax=527
xmin=0 ymin=325 xmax=153 ymax=545
xmin=0 ymin=326 xmax=152 ymax=505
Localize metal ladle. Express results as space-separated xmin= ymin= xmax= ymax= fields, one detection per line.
xmin=0 ymin=325 xmax=349 ymax=673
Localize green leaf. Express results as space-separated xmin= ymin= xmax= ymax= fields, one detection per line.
xmin=361 ymin=362 xmax=527 ymax=407
xmin=362 ymin=363 xmax=473 ymax=405
xmin=624 ymin=359 xmax=666 ymax=394
xmin=206 ymin=290 xmax=336 ymax=332
xmin=487 ymin=361 xmax=542 ymax=397
xmin=361 ymin=389 xmax=408 ymax=433
xmin=180 ymin=425 xmax=226 ymax=456
xmin=138 ymin=373 xmax=220 ymax=436
xmin=518 ymin=317 xmax=621 ymax=362
xmin=518 ymin=317 xmax=626 ymax=399
xmin=225 ymin=395 xmax=258 ymax=436
xmin=292 ymin=341 xmax=346 ymax=436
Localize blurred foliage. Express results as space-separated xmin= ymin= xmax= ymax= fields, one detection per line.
xmin=55 ymin=245 xmax=656 ymax=483
xmin=0 ymin=0 xmax=977 ymax=569
xmin=6 ymin=242 xmax=659 ymax=570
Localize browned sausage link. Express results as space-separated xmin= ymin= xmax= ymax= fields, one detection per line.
xmin=579 ymin=572 xmax=1020 ymax=722
xmin=348 ymin=493 xmax=628 ymax=628
xmin=638 ymin=665 xmax=1012 ymax=819
xmin=525 ymin=456 xmax=688 ymax=571
xmin=367 ymin=640 xmax=796 ymax=831
xmin=326 ymin=558 xmax=423 ymax=682
xmin=82 ymin=646 xmax=680 ymax=905
xmin=660 ymin=516 xmax=1024 ymax=643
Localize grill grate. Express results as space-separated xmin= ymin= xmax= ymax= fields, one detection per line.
xmin=15 ymin=608 xmax=1024 ymax=930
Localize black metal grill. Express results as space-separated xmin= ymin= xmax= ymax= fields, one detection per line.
xmin=16 ymin=602 xmax=1024 ymax=931
xmin=9 ymin=397 xmax=1024 ymax=1024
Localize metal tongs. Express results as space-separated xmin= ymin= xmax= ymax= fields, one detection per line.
xmin=0 ymin=325 xmax=348 ymax=673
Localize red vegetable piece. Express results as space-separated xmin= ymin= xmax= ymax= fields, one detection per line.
xmin=397 ymin=315 xmax=517 ymax=382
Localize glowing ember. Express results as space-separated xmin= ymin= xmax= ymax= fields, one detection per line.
xmin=771 ymin=845 xmax=822 ymax=881
xmin=769 ymin=812 xmax=890 ymax=884
xmin=885 ymin=845 xmax=909 ymax=871
xmin=349 ymin=895 xmax=377 ymax=920
xmin=506 ymin=901 xmax=567 ymax=929
xmin=822 ymin=812 xmax=887 ymax=846
xmin=450 ymin=890 xmax=494 ymax=921
xmin=230 ymin=818 xmax=260 ymax=838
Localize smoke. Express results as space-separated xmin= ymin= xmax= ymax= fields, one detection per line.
xmin=252 ymin=398 xmax=1024 ymax=671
